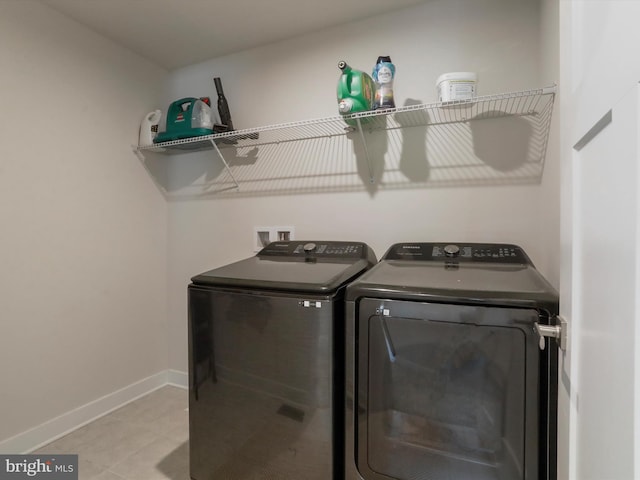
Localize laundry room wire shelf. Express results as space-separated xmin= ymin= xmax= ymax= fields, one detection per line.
xmin=134 ymin=85 xmax=556 ymax=196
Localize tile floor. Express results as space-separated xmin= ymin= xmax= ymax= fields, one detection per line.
xmin=35 ymin=386 xmax=189 ymax=480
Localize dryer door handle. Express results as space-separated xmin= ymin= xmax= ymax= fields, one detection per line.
xmin=379 ymin=316 xmax=397 ymax=362
xmin=375 ymin=306 xmax=396 ymax=362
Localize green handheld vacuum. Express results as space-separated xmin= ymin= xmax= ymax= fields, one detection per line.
xmin=154 ymin=97 xmax=213 ymax=143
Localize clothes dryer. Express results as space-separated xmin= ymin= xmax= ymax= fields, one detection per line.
xmin=345 ymin=243 xmax=559 ymax=480
xmin=189 ymin=241 xmax=376 ymax=480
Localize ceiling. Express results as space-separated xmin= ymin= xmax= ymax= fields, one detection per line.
xmin=39 ymin=0 xmax=428 ymax=70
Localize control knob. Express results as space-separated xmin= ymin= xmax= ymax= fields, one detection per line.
xmin=443 ymin=244 xmax=460 ymax=257
xmin=303 ymin=242 xmax=317 ymax=253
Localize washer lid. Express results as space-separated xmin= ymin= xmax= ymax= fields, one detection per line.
xmin=346 ymin=243 xmax=558 ymax=311
xmin=191 ymin=241 xmax=376 ymax=293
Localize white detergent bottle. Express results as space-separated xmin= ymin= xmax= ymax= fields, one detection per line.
xmin=138 ymin=110 xmax=162 ymax=146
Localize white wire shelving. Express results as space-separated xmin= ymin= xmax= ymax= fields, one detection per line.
xmin=133 ymin=85 xmax=556 ymax=195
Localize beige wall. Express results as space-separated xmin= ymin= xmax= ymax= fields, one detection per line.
xmin=0 ymin=2 xmax=169 ymax=444
xmin=164 ymin=0 xmax=561 ymax=373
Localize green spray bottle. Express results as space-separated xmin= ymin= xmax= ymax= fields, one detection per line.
xmin=337 ymin=61 xmax=375 ymax=119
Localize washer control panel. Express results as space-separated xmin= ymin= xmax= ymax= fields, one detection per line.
xmin=384 ymin=243 xmax=531 ymax=264
xmin=259 ymin=241 xmax=366 ymax=259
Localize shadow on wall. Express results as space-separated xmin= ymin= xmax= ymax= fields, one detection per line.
xmin=135 ymin=104 xmax=546 ymax=200
xmin=397 ymin=98 xmax=429 ymax=182
xmin=348 ymin=98 xmax=430 ymax=195
xmin=347 ymin=119 xmax=387 ymax=196
xmin=469 ymin=111 xmax=531 ymax=172
xmin=140 ymin=145 xmax=259 ymax=196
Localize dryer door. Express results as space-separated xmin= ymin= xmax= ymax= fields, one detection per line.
xmin=355 ymin=298 xmax=541 ymax=480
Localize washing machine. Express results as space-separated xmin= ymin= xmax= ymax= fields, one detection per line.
xmin=188 ymin=240 xmax=376 ymax=480
xmin=345 ymin=242 xmax=559 ymax=480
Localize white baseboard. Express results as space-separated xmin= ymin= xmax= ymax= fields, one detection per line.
xmin=167 ymin=369 xmax=188 ymax=389
xmin=0 ymin=370 xmax=188 ymax=454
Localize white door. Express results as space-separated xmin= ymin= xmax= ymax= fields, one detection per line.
xmin=558 ymin=1 xmax=640 ymax=474
xmin=559 ymin=83 xmax=640 ymax=480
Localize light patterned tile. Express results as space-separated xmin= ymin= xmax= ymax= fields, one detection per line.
xmin=89 ymin=470 xmax=127 ymax=480
xmin=163 ymin=417 xmax=189 ymax=443
xmin=74 ymin=421 xmax=161 ymax=470
xmin=110 ymin=387 xmax=187 ymax=430
xmin=109 ymin=437 xmax=188 ymax=480
xmin=36 ymin=387 xmax=190 ymax=479
xmin=77 ymin=458 xmax=106 ymax=480
xmin=31 ymin=446 xmax=105 ymax=480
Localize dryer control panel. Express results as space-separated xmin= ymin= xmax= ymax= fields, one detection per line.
xmin=384 ymin=243 xmax=531 ymax=264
